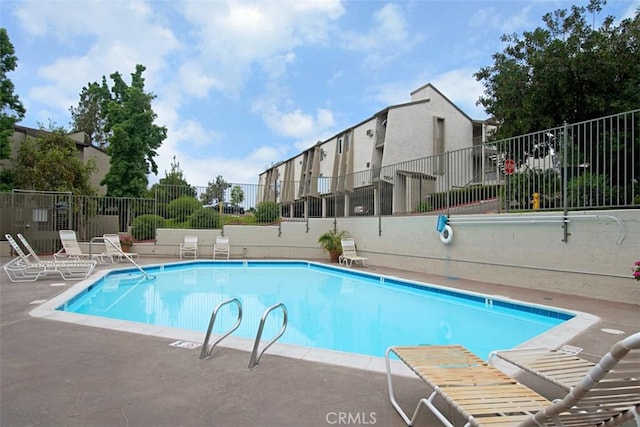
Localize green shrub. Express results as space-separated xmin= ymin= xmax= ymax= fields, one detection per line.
xmin=131 ymin=214 xmax=165 ymax=241
xmin=163 ymin=218 xmax=185 ymax=228
xmin=566 ymin=173 xmax=611 ymax=208
xmin=189 ymin=207 xmax=222 ymax=229
xmin=166 ymin=196 xmax=202 ymax=222
xmin=254 ymin=201 xmax=280 ymax=223
xmin=416 ymin=202 xmax=432 ymax=213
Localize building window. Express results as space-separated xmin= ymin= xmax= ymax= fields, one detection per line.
xmin=434 ymin=117 xmax=445 ymax=154
xmin=317 ymin=174 xmax=330 ymax=194
xmin=434 ymin=117 xmax=445 ymax=174
xmin=338 ymin=138 xmax=343 ymax=154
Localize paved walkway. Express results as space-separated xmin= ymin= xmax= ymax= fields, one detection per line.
xmin=1 ymin=256 xmax=638 ymax=427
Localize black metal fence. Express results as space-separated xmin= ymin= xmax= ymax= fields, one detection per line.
xmin=1 ymin=110 xmax=637 ymax=252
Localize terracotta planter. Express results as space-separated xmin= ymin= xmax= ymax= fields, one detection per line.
xmin=121 ymin=246 xmax=131 ymax=253
xmin=329 ymin=249 xmax=341 ymax=263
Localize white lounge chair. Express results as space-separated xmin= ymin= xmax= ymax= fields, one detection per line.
xmin=385 ymin=332 xmax=640 ymax=427
xmin=338 ymin=238 xmax=368 ymax=267
xmin=213 ymin=235 xmax=230 ymax=260
xmin=55 ymin=230 xmax=106 ymax=263
xmin=180 ymin=235 xmax=198 ymax=259
xmin=103 ymin=234 xmax=139 ymax=262
xmin=3 ymin=234 xmax=96 ymax=282
xmin=488 ymin=344 xmax=596 ymax=391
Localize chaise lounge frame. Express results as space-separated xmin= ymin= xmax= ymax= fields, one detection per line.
xmin=4 ymin=234 xmax=97 ymax=282
xmin=339 ymin=238 xmax=368 ymax=267
xmin=386 ymin=332 xmax=640 ymax=426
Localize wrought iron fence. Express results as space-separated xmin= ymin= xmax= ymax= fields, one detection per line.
xmin=1 ymin=110 xmax=637 ymax=252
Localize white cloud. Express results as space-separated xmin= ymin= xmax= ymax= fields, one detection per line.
xmin=621 ymin=1 xmax=640 ymax=20
xmin=180 ymin=0 xmax=344 ymax=97
xmin=341 ymin=3 xmax=424 ymax=69
xmin=152 ymin=143 xmax=289 ymax=186
xmin=263 ymin=106 xmax=335 ymax=139
xmin=432 ymin=69 xmax=487 ymax=119
xmin=470 ymin=5 xmax=534 ymax=34
xmin=262 ymin=52 xmax=297 ymax=79
xmin=14 ymin=0 xmax=180 ymax=126
xmin=365 ymin=70 xmax=486 ymax=120
xmin=368 ymin=82 xmax=413 ymax=106
xmin=177 ymin=62 xmax=223 ymax=98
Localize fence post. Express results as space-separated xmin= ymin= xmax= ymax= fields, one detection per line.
xmin=562 ymin=120 xmax=570 ymax=243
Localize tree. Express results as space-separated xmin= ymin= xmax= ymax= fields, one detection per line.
xmin=11 ymin=124 xmax=96 ymax=195
xmin=475 ymin=0 xmax=640 ymax=139
xmin=475 ymin=0 xmax=639 ymax=203
xmin=149 ymin=156 xmax=196 ymax=218
xmin=200 ymin=175 xmax=231 ymax=205
xmin=148 ymin=156 xmax=196 ymax=202
xmin=100 ymin=64 xmax=167 ymax=197
xmin=0 ymin=28 xmax=26 ymax=159
xmin=69 ymin=79 xmax=110 ymax=148
xmin=230 ymin=185 xmax=244 ymax=205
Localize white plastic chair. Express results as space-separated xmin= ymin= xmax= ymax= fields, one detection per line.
xmin=180 ymin=235 xmax=198 ymax=259
xmin=213 ymin=236 xmax=230 ymax=260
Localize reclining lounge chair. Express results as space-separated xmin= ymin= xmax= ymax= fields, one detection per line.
xmin=55 ymin=229 xmax=106 ymax=263
xmin=4 ymin=234 xmax=96 ymax=282
xmin=339 ymin=238 xmax=368 ymax=267
xmin=488 ymin=344 xmax=596 ymax=391
xmin=385 ymin=331 xmax=640 ymax=426
xmin=103 ymin=234 xmax=139 ymax=262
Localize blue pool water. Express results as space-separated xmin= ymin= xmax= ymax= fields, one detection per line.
xmin=58 ymin=261 xmax=573 ymax=359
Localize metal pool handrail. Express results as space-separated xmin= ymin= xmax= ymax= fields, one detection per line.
xmin=99 ymin=236 xmax=155 ymax=280
xmin=199 ymin=298 xmax=243 ymax=360
xmin=248 ymin=302 xmax=288 ymax=369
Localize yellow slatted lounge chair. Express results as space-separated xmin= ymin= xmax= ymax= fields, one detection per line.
xmin=385 ymin=332 xmax=640 ymax=426
xmin=180 ymin=235 xmax=198 ymax=260
xmin=213 ymin=235 xmax=230 ymax=260
xmin=385 ymin=345 xmax=550 ymax=426
xmin=338 ymin=238 xmax=368 ymax=267
xmin=103 ymin=234 xmax=139 ymax=262
xmin=3 ymin=234 xmax=96 ymax=282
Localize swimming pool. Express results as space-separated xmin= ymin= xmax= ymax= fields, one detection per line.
xmin=50 ymin=260 xmax=578 ymax=360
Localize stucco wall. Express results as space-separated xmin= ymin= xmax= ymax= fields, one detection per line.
xmin=82 ymin=146 xmax=110 ymax=195
xmin=142 ymin=209 xmax=639 ymax=304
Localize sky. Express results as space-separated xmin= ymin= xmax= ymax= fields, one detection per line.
xmin=2 ymin=0 xmax=638 ymax=187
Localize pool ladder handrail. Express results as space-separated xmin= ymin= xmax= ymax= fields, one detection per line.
xmin=248 ymin=302 xmax=288 ymax=369
xmin=95 ymin=236 xmax=155 ymax=281
xmin=199 ymin=298 xmax=243 ymax=360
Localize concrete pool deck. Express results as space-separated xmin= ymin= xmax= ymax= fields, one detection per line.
xmin=1 ymin=256 xmax=639 ymax=426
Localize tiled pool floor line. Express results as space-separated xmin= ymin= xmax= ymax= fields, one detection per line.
xmin=2 ymin=256 xmax=639 ymax=427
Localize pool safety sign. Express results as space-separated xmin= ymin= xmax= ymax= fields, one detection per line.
xmin=169 ymin=340 xmax=201 ymax=349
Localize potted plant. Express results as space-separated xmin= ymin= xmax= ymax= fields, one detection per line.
xmin=119 ymin=234 xmax=134 ymax=253
xmin=318 ymin=229 xmax=347 ymax=262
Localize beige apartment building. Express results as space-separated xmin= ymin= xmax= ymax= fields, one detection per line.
xmin=1 ymin=125 xmax=110 ymax=195
xmin=258 ymin=83 xmax=496 ymax=217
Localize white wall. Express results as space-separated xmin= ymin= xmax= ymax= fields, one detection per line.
xmin=140 ymin=209 xmax=639 ymax=304
xmin=352 ymin=118 xmax=377 ymax=173
xmin=382 ymin=102 xmax=431 ymax=166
